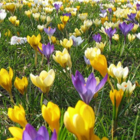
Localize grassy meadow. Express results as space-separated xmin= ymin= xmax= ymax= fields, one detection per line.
xmin=0 ymin=0 xmax=140 ymax=140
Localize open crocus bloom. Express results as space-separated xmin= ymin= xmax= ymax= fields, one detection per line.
xmin=30 ymin=69 xmax=55 ymax=94
xmin=72 ymin=71 xmax=108 ymax=104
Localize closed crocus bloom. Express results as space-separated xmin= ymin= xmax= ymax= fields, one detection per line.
xmin=53 ymin=48 xmax=72 ymax=68
xmin=58 ymin=23 xmax=65 ymax=31
xmin=117 ymin=80 xmax=136 ymax=97
xmin=32 ymin=13 xmax=40 ymax=21
xmin=107 ymin=64 xmax=116 ymax=78
xmin=74 ymin=28 xmax=81 ymax=36
xmin=78 ymin=13 xmax=88 ymax=21
xmin=84 ymin=20 xmax=93 ymax=28
xmin=5 ymin=3 xmax=15 ymax=13
xmin=0 ymin=67 xmax=13 ymax=94
xmin=27 ymin=34 xmax=41 ymax=51
xmin=85 ymin=47 xmax=101 ymax=61
xmin=112 ymin=34 xmax=119 ymax=41
xmin=110 ymin=89 xmax=124 ymax=107
xmin=7 ymin=127 xmax=23 ymax=140
xmin=95 ymin=42 xmax=106 ymax=52
xmin=14 ymin=77 xmax=28 ymax=95
xmin=25 ymin=10 xmax=31 ymax=18
xmin=9 ymin=16 xmax=17 ymax=25
xmin=42 ymin=102 xmax=60 ymax=133
xmin=15 ymin=20 xmax=20 ymax=26
xmin=128 ymin=34 xmax=135 ymax=42
xmin=112 ymin=63 xmax=129 ymax=84
xmin=30 ymin=69 xmax=55 ymax=94
xmin=46 ymin=16 xmax=52 ymax=24
xmin=64 ymin=100 xmax=98 ymax=140
xmin=93 ymin=19 xmax=101 ymax=27
xmin=90 ymin=55 xmax=108 ymax=77
xmin=80 ymin=25 xmax=87 ymax=33
xmin=131 ymin=24 xmax=139 ymax=32
xmin=8 ymin=105 xmax=27 ymax=127
xmin=60 ymin=16 xmax=69 ymax=25
xmin=60 ymin=38 xmax=73 ymax=49
xmin=37 ymin=25 xmax=44 ymax=32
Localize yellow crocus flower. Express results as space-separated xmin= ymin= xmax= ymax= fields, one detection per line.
xmin=110 ymin=89 xmax=124 ymax=107
xmin=14 ymin=77 xmax=28 ymax=95
xmin=25 ymin=10 xmax=31 ymax=18
xmin=8 ymin=105 xmax=28 ymax=128
xmin=60 ymin=16 xmax=69 ymax=25
xmin=42 ymin=101 xmax=60 ymax=134
xmin=0 ymin=67 xmax=13 ymax=95
xmin=9 ymin=16 xmax=17 ymax=25
xmin=64 ymin=100 xmax=108 ymax=140
xmin=58 ymin=23 xmax=65 ymax=31
xmin=128 ymin=34 xmax=135 ymax=42
xmin=90 ymin=54 xmax=108 ymax=77
xmin=30 ymin=69 xmax=55 ymax=94
xmin=60 ymin=38 xmax=73 ymax=49
xmin=27 ymin=34 xmax=41 ymax=51
xmin=53 ymin=48 xmax=72 ymax=68
xmin=7 ymin=127 xmax=23 ymax=140
xmin=5 ymin=3 xmax=15 ymax=13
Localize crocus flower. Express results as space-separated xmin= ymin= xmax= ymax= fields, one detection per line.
xmin=119 ymin=22 xmax=134 ymax=40
xmin=30 ymin=69 xmax=55 ymax=94
xmin=105 ymin=27 xmax=116 ymax=40
xmin=54 ymin=3 xmax=61 ymax=13
xmin=44 ymin=27 xmax=56 ymax=37
xmin=14 ymin=77 xmax=28 ymax=95
xmin=27 ymin=34 xmax=41 ymax=51
xmin=64 ymin=100 xmax=109 ymax=140
xmin=38 ymin=43 xmax=54 ymax=63
xmin=53 ymin=48 xmax=72 ymax=68
xmin=42 ymin=102 xmax=60 ymax=134
xmin=8 ymin=105 xmax=28 ymax=127
xmin=110 ymin=89 xmax=124 ymax=108
xmin=92 ymin=33 xmax=101 ymax=42
xmin=8 ymin=127 xmax=23 ymax=140
xmin=63 ymin=13 xmax=71 ymax=17
xmin=84 ymin=56 xmax=90 ymax=65
xmin=22 ymin=124 xmax=57 ymax=140
xmin=127 ymin=13 xmax=137 ymax=24
xmin=136 ymin=3 xmax=140 ymax=10
xmin=70 ymin=35 xmax=84 ymax=46
xmin=72 ymin=70 xmax=108 ymax=104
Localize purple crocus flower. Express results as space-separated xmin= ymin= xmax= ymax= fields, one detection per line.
xmin=92 ymin=33 xmax=101 ymax=43
xmin=72 ymin=70 xmax=108 ymax=104
xmin=38 ymin=43 xmax=54 ymax=64
xmin=119 ymin=22 xmax=134 ymax=39
xmin=23 ymin=124 xmax=57 ymax=140
xmin=108 ymin=8 xmax=112 ymax=13
xmin=84 ymin=56 xmax=90 ymax=65
xmin=54 ymin=4 xmax=61 ymax=12
xmin=136 ymin=3 xmax=140 ymax=10
xmin=44 ymin=27 xmax=56 ymax=37
xmin=63 ymin=13 xmax=71 ymax=17
xmin=127 ymin=13 xmax=137 ymax=24
xmin=105 ymin=27 xmax=116 ymax=39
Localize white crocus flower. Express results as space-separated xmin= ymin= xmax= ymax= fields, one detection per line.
xmin=10 ymin=36 xmax=27 ymax=45
xmin=70 ymin=35 xmax=84 ymax=47
xmin=117 ymin=80 xmax=136 ymax=97
xmin=0 ymin=10 xmax=7 ymax=21
xmin=135 ymin=33 xmax=140 ymax=40
xmin=112 ymin=62 xmax=129 ymax=83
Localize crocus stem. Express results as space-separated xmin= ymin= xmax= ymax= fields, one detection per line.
xmin=41 ymin=54 xmax=44 ymax=65
xmin=112 ymin=107 xmax=118 ymax=139
xmin=9 ymin=92 xmax=14 ymax=104
xmin=40 ymin=92 xmax=44 ymax=108
xmin=35 ymin=50 xmax=38 ymax=67
xmin=109 ymin=38 xmax=111 ymax=51
xmin=92 ymin=67 xmax=94 ymax=74
xmin=108 ymin=78 xmax=114 ymax=90
xmin=120 ymin=36 xmax=126 ymax=56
